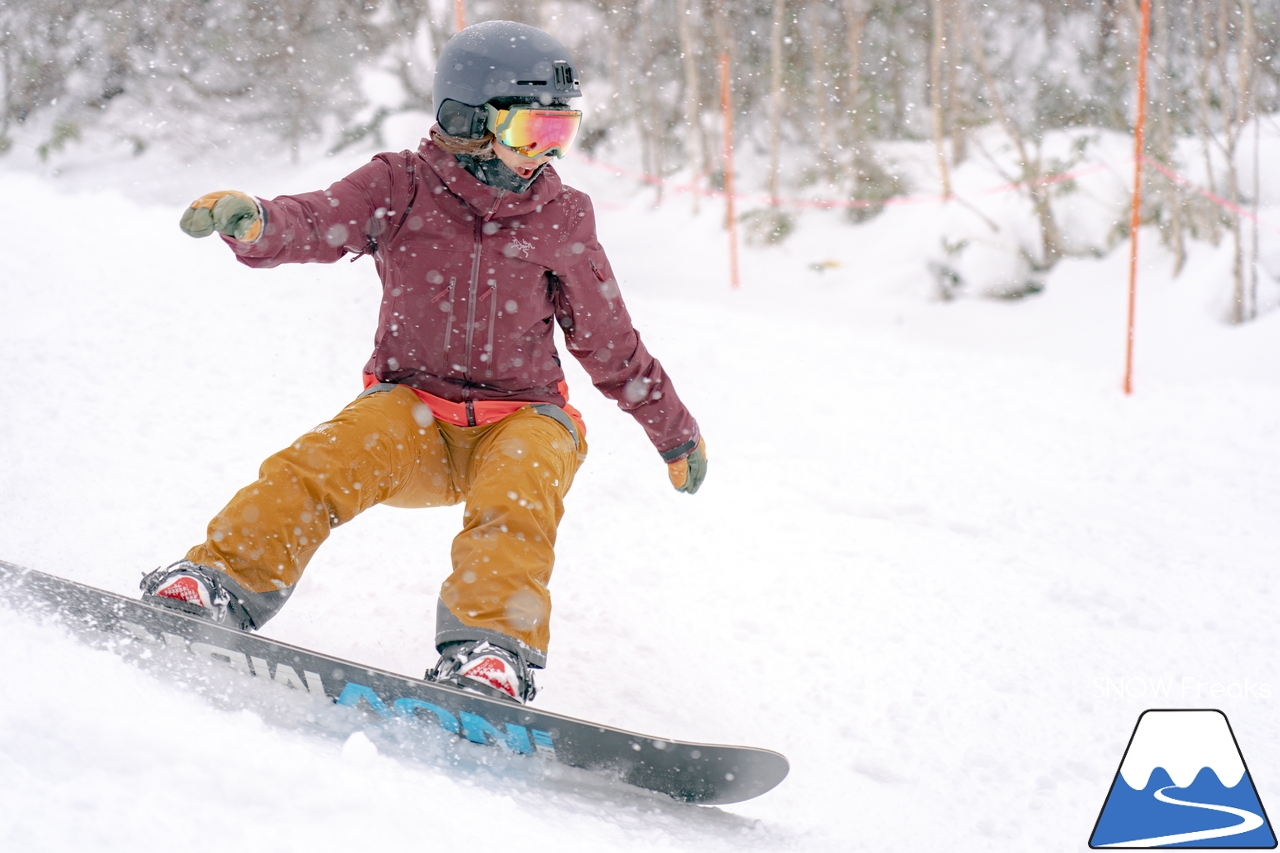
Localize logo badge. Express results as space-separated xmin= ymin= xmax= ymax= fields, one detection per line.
xmin=506 ymin=237 xmax=534 ymax=258
xmin=1090 ymin=709 xmax=1276 ymax=848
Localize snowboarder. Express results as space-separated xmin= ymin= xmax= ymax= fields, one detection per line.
xmin=140 ymin=20 xmax=706 ymax=705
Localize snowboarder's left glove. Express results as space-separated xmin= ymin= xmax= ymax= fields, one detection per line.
xmin=180 ymin=191 xmax=264 ymax=242
xmin=667 ymin=437 xmax=708 ymax=494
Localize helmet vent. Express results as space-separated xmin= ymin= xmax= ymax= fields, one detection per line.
xmin=516 ymin=80 xmax=548 ymax=86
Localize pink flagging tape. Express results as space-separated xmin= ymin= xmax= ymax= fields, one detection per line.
xmin=1140 ymin=154 xmax=1280 ymax=237
xmin=573 ymin=153 xmax=1113 ymax=210
xmin=974 ymin=162 xmax=1113 ymax=197
xmin=573 ymin=152 xmax=938 ymax=208
xmin=573 ymin=151 xmax=1280 ymax=236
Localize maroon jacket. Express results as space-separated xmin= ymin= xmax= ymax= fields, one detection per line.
xmin=227 ymin=137 xmax=699 ymax=460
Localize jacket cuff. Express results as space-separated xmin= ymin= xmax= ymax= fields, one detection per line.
xmin=246 ymin=197 xmax=267 ymax=242
xmin=218 ymin=197 xmax=268 ymax=248
xmin=660 ymin=436 xmax=700 ymax=463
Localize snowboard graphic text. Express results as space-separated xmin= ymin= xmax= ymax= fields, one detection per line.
xmin=335 ymin=682 xmax=559 ymax=758
xmin=0 ymin=561 xmax=788 ymax=804
xmin=119 ymin=618 xmax=559 ymax=758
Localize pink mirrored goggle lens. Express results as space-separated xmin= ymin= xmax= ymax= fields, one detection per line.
xmin=491 ymin=108 xmax=582 ymax=159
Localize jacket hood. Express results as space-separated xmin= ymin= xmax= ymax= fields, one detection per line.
xmin=416 ymin=134 xmax=562 ymax=219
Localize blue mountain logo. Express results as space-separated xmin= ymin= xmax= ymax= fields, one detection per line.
xmin=1090 ymin=709 xmax=1276 ymax=848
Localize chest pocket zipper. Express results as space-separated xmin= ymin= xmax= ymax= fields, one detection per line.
xmin=481 ymin=284 xmax=497 ymax=377
xmin=436 ymin=276 xmax=457 ymax=354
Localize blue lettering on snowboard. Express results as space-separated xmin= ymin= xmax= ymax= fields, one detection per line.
xmin=335 ymin=682 xmax=556 ymax=758
xmin=392 ymin=698 xmax=460 ymax=734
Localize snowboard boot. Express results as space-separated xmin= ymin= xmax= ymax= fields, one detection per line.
xmin=427 ymin=640 xmax=537 ymax=704
xmin=140 ymin=560 xmax=255 ymax=631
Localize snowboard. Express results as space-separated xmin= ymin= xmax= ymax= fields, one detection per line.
xmin=0 ymin=560 xmax=788 ymax=805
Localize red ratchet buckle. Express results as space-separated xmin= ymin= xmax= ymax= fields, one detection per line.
xmin=486 ymin=104 xmax=582 ymax=159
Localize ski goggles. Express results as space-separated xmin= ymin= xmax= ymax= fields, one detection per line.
xmin=486 ymin=103 xmax=582 ymax=159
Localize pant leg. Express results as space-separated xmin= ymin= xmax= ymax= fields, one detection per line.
xmin=186 ymin=385 xmax=459 ymax=625
xmin=436 ymin=406 xmax=587 ymax=666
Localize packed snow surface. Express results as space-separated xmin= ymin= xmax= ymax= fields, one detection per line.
xmin=2 ymin=124 xmax=1280 ymax=851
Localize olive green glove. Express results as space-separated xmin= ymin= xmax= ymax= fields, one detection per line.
xmin=179 ymin=191 xmax=263 ymax=242
xmin=667 ymin=437 xmax=708 ymax=494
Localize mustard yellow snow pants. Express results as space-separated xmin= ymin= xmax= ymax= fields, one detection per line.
xmin=185 ymin=384 xmax=586 ymax=664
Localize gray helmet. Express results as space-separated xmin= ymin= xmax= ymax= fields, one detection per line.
xmin=434 ymin=20 xmax=581 ymax=138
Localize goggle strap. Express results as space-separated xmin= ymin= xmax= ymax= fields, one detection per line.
xmin=484 ymin=102 xmax=505 ymax=135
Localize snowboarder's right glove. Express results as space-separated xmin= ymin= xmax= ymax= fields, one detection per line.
xmin=667 ymin=437 xmax=708 ymax=494
xmin=179 ymin=191 xmax=264 ymax=242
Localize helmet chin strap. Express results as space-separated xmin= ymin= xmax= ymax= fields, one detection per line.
xmin=455 ymin=151 xmax=543 ymax=194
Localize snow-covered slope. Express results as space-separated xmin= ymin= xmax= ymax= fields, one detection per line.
xmin=2 ymin=127 xmax=1280 ymax=851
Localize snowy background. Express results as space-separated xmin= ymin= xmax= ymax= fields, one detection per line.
xmin=2 ymin=109 xmax=1280 ymax=850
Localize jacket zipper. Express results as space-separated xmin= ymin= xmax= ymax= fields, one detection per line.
xmin=464 ymin=195 xmax=503 ymax=385
xmin=439 ymin=276 xmax=457 ymax=355
xmin=464 ymin=218 xmax=482 ymax=379
xmin=484 ymin=283 xmax=497 ymax=378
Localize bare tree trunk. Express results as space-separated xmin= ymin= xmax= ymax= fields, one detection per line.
xmin=677 ymin=0 xmax=704 ymax=212
xmin=929 ymin=0 xmax=952 ymax=199
xmin=605 ymin=0 xmax=626 ymax=110
xmin=1217 ymin=0 xmax=1246 ymax=323
xmin=601 ymin=0 xmax=633 ymax=157
xmin=1250 ymin=62 xmax=1261 ymax=320
xmin=1153 ymin=0 xmax=1187 ymax=275
xmin=958 ymin=0 xmax=1062 ymax=266
xmin=842 ymin=0 xmax=870 ymax=190
xmin=1191 ymin=0 xmax=1223 ymax=246
xmin=424 ymin=0 xmax=451 ymax=62
xmin=710 ymin=0 xmax=731 ymax=66
xmin=383 ymin=0 xmax=432 ymax=108
xmin=945 ymin=0 xmax=967 ymax=166
xmin=767 ymin=0 xmax=787 ymax=203
xmin=639 ymin=1 xmax=662 ymax=205
xmin=710 ymin=0 xmax=734 ymax=231
xmin=0 ymin=34 xmax=11 ymax=139
xmin=810 ymin=1 xmax=835 ymax=183
xmin=842 ymin=0 xmax=869 ymax=143
xmin=1240 ymin=0 xmax=1257 ymax=320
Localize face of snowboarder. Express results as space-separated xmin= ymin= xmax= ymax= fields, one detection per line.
xmin=492 ymin=142 xmax=556 ymax=181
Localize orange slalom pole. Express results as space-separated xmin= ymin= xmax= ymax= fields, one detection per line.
xmin=454 ymin=0 xmax=466 ymax=32
xmin=719 ymin=53 xmax=740 ymax=290
xmin=1124 ymin=0 xmax=1152 ymax=395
